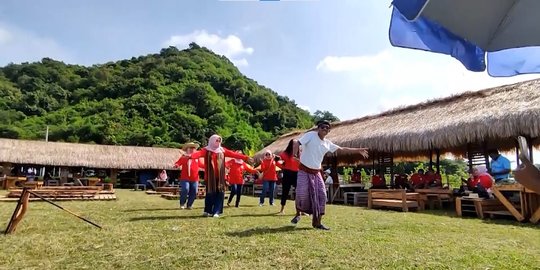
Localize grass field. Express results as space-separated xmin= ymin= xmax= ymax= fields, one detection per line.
xmin=1 ymin=189 xmax=539 ymax=270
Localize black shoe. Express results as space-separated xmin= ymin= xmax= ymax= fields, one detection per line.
xmin=313 ymin=224 xmax=330 ymax=230
xmin=290 ymin=215 xmax=301 ymax=225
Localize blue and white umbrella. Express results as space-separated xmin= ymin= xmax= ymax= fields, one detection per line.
xmin=389 ymin=0 xmax=540 ymax=77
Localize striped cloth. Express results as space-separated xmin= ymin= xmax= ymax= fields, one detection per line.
xmin=295 ymin=170 xmax=326 ymax=216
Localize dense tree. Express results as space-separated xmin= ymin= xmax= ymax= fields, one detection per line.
xmin=0 ymin=44 xmax=319 ymax=152
xmin=312 ymin=110 xmax=340 ymax=123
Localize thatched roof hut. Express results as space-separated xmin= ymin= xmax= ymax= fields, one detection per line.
xmin=256 ymin=79 xmax=540 ymax=164
xmin=0 ymin=138 xmax=184 ymax=170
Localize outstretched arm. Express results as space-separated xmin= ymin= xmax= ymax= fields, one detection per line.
xmin=223 ymin=148 xmax=249 ymax=160
xmin=337 ymin=147 xmax=369 ymax=159
xmin=189 ymin=149 xmax=206 ymax=159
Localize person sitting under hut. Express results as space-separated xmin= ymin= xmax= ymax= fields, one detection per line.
xmin=488 ymin=149 xmax=511 ymax=184
xmin=410 ymin=169 xmax=425 ymax=190
xmin=370 ymin=170 xmax=386 ymax=189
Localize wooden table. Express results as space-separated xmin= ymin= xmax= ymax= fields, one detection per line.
xmin=455 ymin=197 xmax=505 ymax=219
xmin=4 ymin=177 xmax=27 ymax=189
xmin=415 ymin=188 xmax=454 ymax=209
xmin=491 ymin=184 xmax=540 ymax=223
xmin=331 ymin=183 xmax=365 ymax=203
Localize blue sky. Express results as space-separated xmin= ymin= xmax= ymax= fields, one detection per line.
xmin=2 ymin=0 xmax=538 ymax=164
xmin=1 ymin=0 xmax=538 ymax=121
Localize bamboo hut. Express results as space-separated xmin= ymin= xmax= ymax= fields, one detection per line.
xmin=0 ymin=138 xmax=184 ymax=185
xmin=256 ymin=79 xmax=540 ymax=167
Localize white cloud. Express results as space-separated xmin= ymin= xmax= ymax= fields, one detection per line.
xmin=0 ymin=23 xmax=72 ymax=65
xmin=298 ymin=105 xmax=311 ymax=112
xmin=164 ymin=30 xmax=254 ymax=67
xmin=0 ymin=28 xmax=12 ymax=44
xmin=317 ymin=48 xmax=540 ymax=112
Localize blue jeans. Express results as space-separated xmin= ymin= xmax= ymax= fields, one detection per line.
xmin=179 ymin=180 xmax=198 ymax=207
xmin=259 ymin=181 xmax=276 ymax=205
xmin=204 ymin=192 xmax=224 ymax=215
xmin=228 ymin=184 xmax=243 ymax=207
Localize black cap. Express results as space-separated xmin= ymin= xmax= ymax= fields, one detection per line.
xmin=316 ymin=120 xmax=331 ymax=128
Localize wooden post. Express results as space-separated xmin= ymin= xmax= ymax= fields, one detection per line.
xmin=483 ymin=141 xmax=490 ymax=172
xmin=515 ymin=142 xmax=521 ymax=167
xmin=466 ymin=143 xmax=473 ymax=171
xmin=1 ymin=162 xmax=13 ymax=176
xmin=429 ymin=149 xmax=433 ymax=170
xmin=110 ymin=169 xmax=118 ymax=185
xmin=435 ymin=149 xmax=441 ymax=173
xmin=527 ymin=137 xmax=534 ymax=163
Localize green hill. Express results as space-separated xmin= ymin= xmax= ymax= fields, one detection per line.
xmin=0 ymin=43 xmax=313 ymax=152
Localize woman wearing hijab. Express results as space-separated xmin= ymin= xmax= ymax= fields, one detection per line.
xmin=189 ymin=135 xmax=250 ymax=217
xmin=173 ymin=142 xmax=201 ymax=209
xmin=278 ymin=139 xmax=300 ymax=215
xmin=471 ymin=165 xmax=494 ymax=199
xmin=225 ymin=150 xmax=258 ymax=208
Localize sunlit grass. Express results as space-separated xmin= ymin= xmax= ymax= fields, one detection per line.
xmin=0 ymin=190 xmax=538 ymax=269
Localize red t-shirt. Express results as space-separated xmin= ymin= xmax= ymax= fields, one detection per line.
xmin=351 ymin=173 xmax=361 ymax=183
xmin=279 ymin=152 xmax=299 ymax=172
xmin=371 ymin=175 xmax=385 ymax=186
xmin=472 ymin=174 xmax=493 ymax=189
xmin=260 ymin=158 xmax=282 ymax=181
xmin=410 ymin=173 xmax=424 ymax=185
xmin=174 ymin=156 xmax=201 ymax=182
xmin=226 ymin=160 xmax=257 ymax=185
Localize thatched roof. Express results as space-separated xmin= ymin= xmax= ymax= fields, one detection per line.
xmin=0 ymin=139 xmax=184 ymax=170
xmin=256 ymin=79 xmax=540 ymax=164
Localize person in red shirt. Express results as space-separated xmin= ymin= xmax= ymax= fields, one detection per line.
xmin=278 ymin=139 xmax=300 ymax=214
xmin=370 ymin=171 xmax=386 ymax=189
xmin=173 ymin=142 xmax=201 ymax=209
xmin=189 ymin=134 xmax=250 ymax=218
xmin=351 ymin=169 xmax=362 ymax=183
xmin=226 ymin=151 xmax=258 ymax=208
xmin=258 ymin=149 xmax=283 ymax=206
xmin=410 ymin=169 xmax=425 ymax=190
xmin=471 ymin=165 xmax=494 ymax=198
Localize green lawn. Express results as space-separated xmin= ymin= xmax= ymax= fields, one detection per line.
xmin=1 ymin=190 xmax=539 ymax=270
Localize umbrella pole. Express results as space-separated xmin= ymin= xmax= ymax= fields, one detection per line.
xmin=27 ymin=190 xmax=102 ymax=229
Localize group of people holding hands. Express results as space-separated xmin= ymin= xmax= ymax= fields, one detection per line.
xmin=173 ymin=120 xmax=369 ymax=230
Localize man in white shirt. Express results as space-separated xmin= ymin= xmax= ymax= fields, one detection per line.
xmin=291 ymin=120 xmax=368 ymax=230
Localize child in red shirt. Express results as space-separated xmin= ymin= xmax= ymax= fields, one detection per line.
xmin=174 ymin=142 xmax=201 ymax=209
xmin=226 ymin=151 xmax=258 ymax=208
xmin=258 ymin=150 xmax=283 ymax=206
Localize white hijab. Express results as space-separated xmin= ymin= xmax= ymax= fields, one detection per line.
xmin=205 ymin=134 xmax=224 ymax=153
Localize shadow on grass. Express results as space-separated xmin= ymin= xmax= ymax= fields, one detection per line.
xmin=123 ymin=208 xmax=183 ymax=212
xmin=225 ymin=205 xmax=259 ymax=208
xmin=411 ymin=209 xmax=540 ymax=229
xmin=228 ymin=213 xmax=285 ymax=218
xmin=129 ymin=215 xmax=207 ymax=221
xmin=225 ymin=226 xmax=311 ymax=237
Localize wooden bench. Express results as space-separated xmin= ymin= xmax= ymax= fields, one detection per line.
xmin=253 ymin=184 xmax=263 ymax=196
xmin=455 ymin=197 xmax=505 ymax=219
xmin=368 ymin=189 xmax=422 ymax=212
xmin=7 ymin=189 xmax=100 ymax=199
xmin=155 ymin=186 xmax=179 ymax=195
